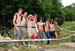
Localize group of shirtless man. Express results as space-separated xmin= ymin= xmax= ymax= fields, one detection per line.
xmin=13 ymin=8 xmax=60 ymax=47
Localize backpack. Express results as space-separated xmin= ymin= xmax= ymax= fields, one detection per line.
xmin=24 ymin=19 xmax=28 ymax=28
xmin=15 ymin=14 xmax=23 ymax=24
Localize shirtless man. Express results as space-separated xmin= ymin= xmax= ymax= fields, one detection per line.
xmin=45 ymin=19 xmax=50 ymax=45
xmin=37 ymin=18 xmax=45 ymax=44
xmin=49 ymin=19 xmax=58 ymax=38
xmin=21 ymin=12 xmax=28 ymax=37
xmin=21 ymin=12 xmax=28 ymax=46
xmin=13 ymin=8 xmax=24 ymax=38
xmin=13 ymin=8 xmax=24 ymax=47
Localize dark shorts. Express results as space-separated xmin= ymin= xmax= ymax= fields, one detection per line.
xmin=50 ymin=31 xmax=56 ymax=38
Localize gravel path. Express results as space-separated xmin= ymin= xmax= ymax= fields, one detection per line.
xmin=40 ymin=48 xmax=75 ymax=51
xmin=40 ymin=42 xmax=75 ymax=51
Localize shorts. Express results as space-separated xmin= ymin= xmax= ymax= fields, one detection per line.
xmin=27 ymin=28 xmax=32 ymax=36
xmin=32 ymin=28 xmax=37 ymax=36
xmin=50 ymin=31 xmax=56 ymax=38
xmin=14 ymin=27 xmax=24 ymax=37
xmin=40 ymin=32 xmax=45 ymax=39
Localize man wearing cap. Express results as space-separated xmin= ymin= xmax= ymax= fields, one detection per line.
xmin=27 ymin=14 xmax=33 ymax=46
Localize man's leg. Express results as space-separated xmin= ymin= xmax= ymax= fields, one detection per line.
xmin=45 ymin=32 xmax=51 ymax=45
xmin=20 ymin=27 xmax=27 ymax=46
xmin=14 ymin=27 xmax=20 ymax=48
xmin=27 ymin=28 xmax=32 ymax=46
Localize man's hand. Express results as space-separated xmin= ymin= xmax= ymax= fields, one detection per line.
xmin=15 ymin=27 xmax=19 ymax=31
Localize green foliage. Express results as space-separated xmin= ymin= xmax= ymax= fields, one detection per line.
xmin=0 ymin=0 xmax=31 ymax=28
xmin=51 ymin=0 xmax=64 ymax=25
xmin=39 ymin=0 xmax=52 ymax=18
xmin=0 ymin=0 xmax=64 ymax=28
xmin=63 ymin=3 xmax=75 ymax=21
xmin=61 ymin=21 xmax=75 ymax=31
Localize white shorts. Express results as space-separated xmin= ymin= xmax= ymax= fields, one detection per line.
xmin=27 ymin=28 xmax=32 ymax=36
xmin=32 ymin=28 xmax=37 ymax=36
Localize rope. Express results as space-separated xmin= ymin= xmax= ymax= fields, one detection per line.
xmin=0 ymin=35 xmax=72 ymax=42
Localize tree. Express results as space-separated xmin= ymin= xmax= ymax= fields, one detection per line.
xmin=50 ymin=0 xmax=64 ymax=25
xmin=39 ymin=0 xmax=52 ymax=19
xmin=63 ymin=3 xmax=75 ymax=21
xmin=0 ymin=0 xmax=64 ymax=28
xmin=0 ymin=0 xmax=31 ymax=28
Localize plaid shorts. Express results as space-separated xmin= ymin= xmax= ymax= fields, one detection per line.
xmin=14 ymin=27 xmax=24 ymax=37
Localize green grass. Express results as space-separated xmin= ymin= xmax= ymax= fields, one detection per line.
xmin=61 ymin=21 xmax=75 ymax=31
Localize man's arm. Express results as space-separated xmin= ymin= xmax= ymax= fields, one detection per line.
xmin=35 ymin=24 xmax=39 ymax=33
xmin=13 ymin=13 xmax=16 ymax=26
xmin=13 ymin=13 xmax=20 ymax=31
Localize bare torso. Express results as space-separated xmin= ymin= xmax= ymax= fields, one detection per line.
xmin=45 ymin=24 xmax=50 ymax=31
xmin=15 ymin=14 xmax=22 ymax=26
xmin=49 ymin=24 xmax=56 ymax=31
xmin=38 ymin=22 xmax=44 ymax=32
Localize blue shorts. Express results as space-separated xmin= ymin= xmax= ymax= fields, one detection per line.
xmin=14 ymin=27 xmax=24 ymax=37
xmin=40 ymin=32 xmax=45 ymax=39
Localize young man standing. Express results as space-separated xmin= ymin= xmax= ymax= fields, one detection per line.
xmin=21 ymin=12 xmax=28 ymax=46
xmin=37 ymin=18 xmax=45 ymax=44
xmin=45 ymin=19 xmax=51 ymax=45
xmin=27 ymin=14 xmax=33 ymax=46
xmin=49 ymin=19 xmax=58 ymax=38
xmin=13 ymin=8 xmax=24 ymax=47
xmin=31 ymin=14 xmax=38 ymax=39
